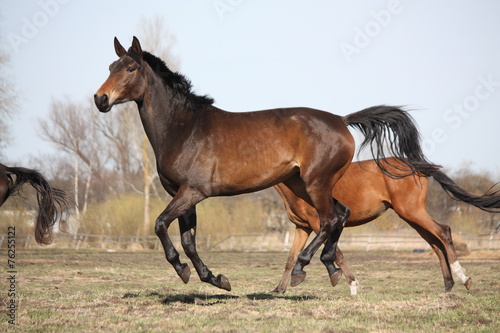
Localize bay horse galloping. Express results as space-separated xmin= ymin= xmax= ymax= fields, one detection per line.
xmin=274 ymin=158 xmax=500 ymax=294
xmin=0 ymin=163 xmax=68 ymax=245
xmin=94 ymin=36 xmax=439 ymax=291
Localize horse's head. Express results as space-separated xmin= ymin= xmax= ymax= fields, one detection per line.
xmin=94 ymin=36 xmax=147 ymax=113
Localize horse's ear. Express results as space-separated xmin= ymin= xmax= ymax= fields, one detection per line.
xmin=129 ymin=36 xmax=143 ymax=60
xmin=114 ymin=37 xmax=126 ymax=57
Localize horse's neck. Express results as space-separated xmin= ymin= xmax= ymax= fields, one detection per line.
xmin=137 ymin=80 xmax=197 ymax=158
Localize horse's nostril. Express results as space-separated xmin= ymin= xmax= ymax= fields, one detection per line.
xmin=94 ymin=94 xmax=108 ymax=107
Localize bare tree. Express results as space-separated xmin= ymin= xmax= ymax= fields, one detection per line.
xmin=137 ymin=16 xmax=180 ymax=71
xmin=95 ymin=104 xmax=143 ymax=188
xmin=0 ymin=27 xmax=18 ymax=156
xmin=38 ymin=98 xmax=109 ymax=216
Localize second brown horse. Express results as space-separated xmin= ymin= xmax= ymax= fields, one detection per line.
xmin=274 ymin=158 xmax=500 ymax=294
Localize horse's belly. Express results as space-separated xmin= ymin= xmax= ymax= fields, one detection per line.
xmin=211 ymin=160 xmax=298 ymax=196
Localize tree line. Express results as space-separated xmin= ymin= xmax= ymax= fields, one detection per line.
xmin=3 ymin=90 xmax=497 ymax=241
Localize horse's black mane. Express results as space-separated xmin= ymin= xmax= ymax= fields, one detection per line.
xmin=142 ymin=51 xmax=214 ymax=111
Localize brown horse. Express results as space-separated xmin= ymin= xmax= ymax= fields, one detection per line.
xmin=94 ymin=36 xmax=439 ymax=291
xmin=273 ymin=158 xmax=500 ymax=294
xmin=0 ymin=163 xmax=68 ymax=245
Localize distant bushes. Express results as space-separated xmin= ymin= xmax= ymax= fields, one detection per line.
xmin=79 ymin=193 xmax=162 ymax=236
xmin=77 ymin=193 xmax=268 ymax=244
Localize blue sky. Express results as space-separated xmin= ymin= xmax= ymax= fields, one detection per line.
xmin=1 ymin=0 xmax=499 ymax=175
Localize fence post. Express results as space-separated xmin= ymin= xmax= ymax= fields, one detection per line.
xmin=75 ymin=235 xmax=84 ymax=250
xmin=206 ymin=235 xmax=211 ymax=251
xmin=24 ymin=234 xmax=32 ymax=248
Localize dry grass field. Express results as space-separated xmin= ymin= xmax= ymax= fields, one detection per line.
xmin=1 ymin=248 xmax=498 ymax=332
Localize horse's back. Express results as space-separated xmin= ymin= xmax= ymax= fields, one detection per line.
xmin=210 ymin=106 xmax=355 ymax=168
xmin=334 ymin=158 xmax=429 ymax=226
xmin=184 ymin=107 xmax=355 ymax=195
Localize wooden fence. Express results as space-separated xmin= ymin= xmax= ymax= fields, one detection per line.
xmin=0 ymin=232 xmax=499 ymax=252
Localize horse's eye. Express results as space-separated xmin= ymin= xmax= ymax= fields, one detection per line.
xmin=127 ymin=67 xmax=136 ymax=73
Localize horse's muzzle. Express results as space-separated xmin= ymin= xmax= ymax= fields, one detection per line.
xmin=94 ymin=93 xmax=111 ymax=113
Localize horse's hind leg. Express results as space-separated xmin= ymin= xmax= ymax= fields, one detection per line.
xmin=407 ymin=224 xmax=454 ymax=291
xmin=290 ymin=194 xmax=345 ymax=287
xmin=271 ymin=226 xmax=311 ymax=293
xmin=399 ymin=209 xmax=471 ymax=291
xmin=319 ymin=200 xmax=350 ymax=287
xmin=178 ymin=208 xmax=231 ymax=291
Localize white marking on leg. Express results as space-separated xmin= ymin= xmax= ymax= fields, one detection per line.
xmin=451 ymin=261 xmax=469 ymax=284
xmin=350 ymin=280 xmax=359 ymax=296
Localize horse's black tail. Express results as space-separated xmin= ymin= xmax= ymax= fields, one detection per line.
xmin=432 ymin=171 xmax=500 ymax=213
xmin=5 ymin=166 xmax=68 ymax=245
xmin=343 ymin=105 xmax=441 ymax=178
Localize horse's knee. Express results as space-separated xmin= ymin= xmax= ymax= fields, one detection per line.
xmin=155 ymin=212 xmax=174 ymax=236
xmin=154 ymin=220 xmax=165 ymax=236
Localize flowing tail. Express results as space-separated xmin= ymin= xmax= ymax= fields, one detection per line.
xmin=343 ymin=105 xmax=440 ymax=178
xmin=5 ymin=166 xmax=68 ymax=245
xmin=432 ymin=171 xmax=500 ymax=213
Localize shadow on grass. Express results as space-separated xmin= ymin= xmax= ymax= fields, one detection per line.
xmin=161 ymin=293 xmax=240 ymax=306
xmin=246 ymin=293 xmax=318 ymax=301
xmin=122 ymin=292 xmax=239 ymax=306
xmin=123 ymin=291 xmax=317 ymax=306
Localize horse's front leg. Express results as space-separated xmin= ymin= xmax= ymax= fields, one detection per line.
xmin=334 ymin=246 xmax=360 ymax=296
xmin=179 ymin=207 xmax=231 ymax=291
xmin=155 ymin=185 xmax=205 ymax=285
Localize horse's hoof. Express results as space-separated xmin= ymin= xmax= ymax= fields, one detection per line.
xmin=464 ymin=277 xmax=472 ymax=290
xmin=218 ymin=274 xmax=231 ymax=291
xmin=179 ymin=264 xmax=191 ymax=284
xmin=444 ymin=279 xmax=454 ymax=292
xmin=290 ymin=272 xmax=306 ymax=287
xmin=329 ymin=269 xmax=342 ymax=287
xmin=269 ymin=287 xmax=285 ymax=294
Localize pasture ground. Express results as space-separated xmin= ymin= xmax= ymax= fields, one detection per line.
xmin=1 ymin=249 xmax=498 ymax=332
